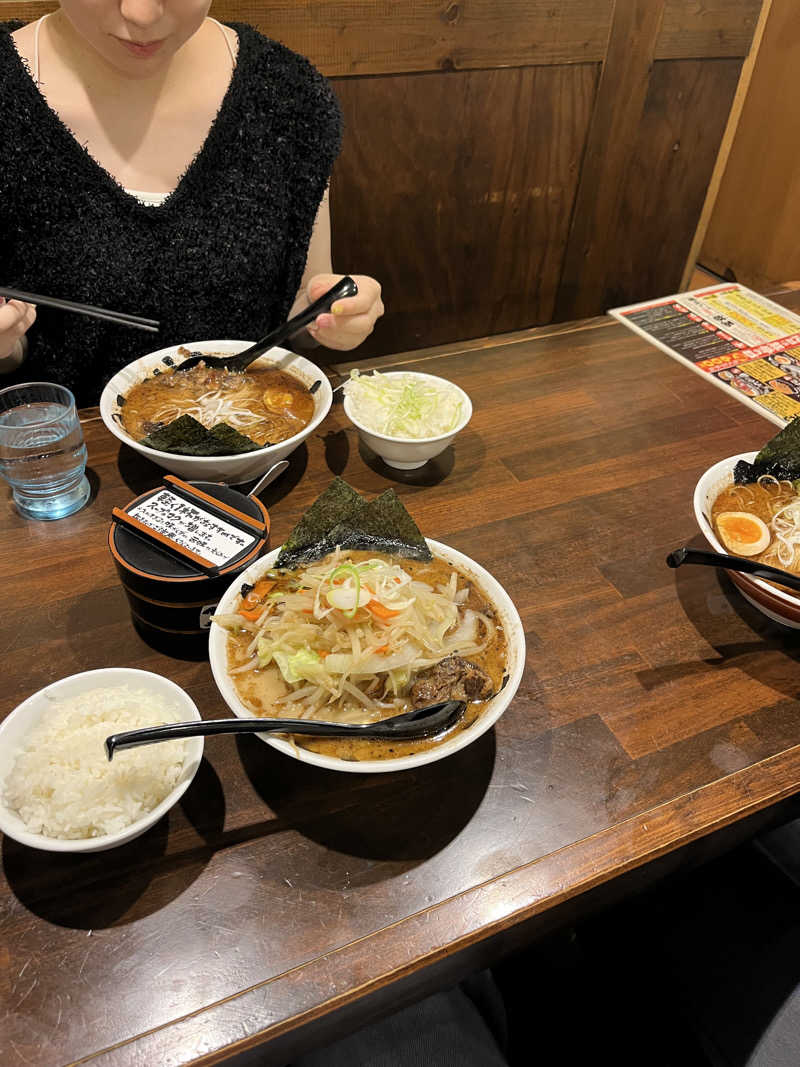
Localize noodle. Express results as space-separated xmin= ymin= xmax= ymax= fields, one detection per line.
xmin=121 ymin=361 xmax=315 ymax=447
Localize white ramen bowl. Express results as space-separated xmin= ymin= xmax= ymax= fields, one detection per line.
xmin=343 ymin=372 xmax=472 ymax=470
xmin=694 ymin=451 xmax=800 ymax=629
xmin=209 ymin=539 xmax=526 ymax=773
xmin=100 ymin=341 xmax=332 ymax=485
xmin=0 ymin=668 xmax=204 ymax=853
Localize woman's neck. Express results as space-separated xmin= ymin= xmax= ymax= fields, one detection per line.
xmin=21 ymin=13 xmax=237 ymax=194
xmin=45 ymin=10 xmax=220 ymax=102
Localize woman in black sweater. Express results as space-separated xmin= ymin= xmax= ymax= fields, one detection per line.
xmin=0 ymin=2 xmax=383 ymax=406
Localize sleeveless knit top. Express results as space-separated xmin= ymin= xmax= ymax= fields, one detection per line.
xmin=0 ymin=21 xmax=342 ymax=406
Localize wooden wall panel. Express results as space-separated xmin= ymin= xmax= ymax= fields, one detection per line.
xmin=219 ymin=1 xmax=615 ymax=75
xmin=330 ymin=64 xmax=599 ymax=355
xmin=656 ymin=0 xmax=761 ymax=59
xmin=579 ymin=58 xmax=743 ymax=314
xmin=556 ymin=0 xmax=756 ymax=324
xmin=555 ymin=0 xmax=667 ymax=322
xmin=699 ymin=0 xmax=800 ymax=290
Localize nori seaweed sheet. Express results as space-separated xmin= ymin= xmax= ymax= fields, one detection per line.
xmin=733 ymin=417 xmax=800 ymax=484
xmin=275 ymin=481 xmax=432 ymax=569
xmin=139 ymin=415 xmax=260 ymax=456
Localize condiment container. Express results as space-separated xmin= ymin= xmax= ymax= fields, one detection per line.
xmin=109 ymin=477 xmax=270 ymax=653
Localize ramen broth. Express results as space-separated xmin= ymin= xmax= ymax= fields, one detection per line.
xmin=225 ymin=551 xmax=508 ymax=761
xmin=121 ymin=359 xmax=315 ymax=447
xmin=711 ymin=479 xmax=800 ymax=572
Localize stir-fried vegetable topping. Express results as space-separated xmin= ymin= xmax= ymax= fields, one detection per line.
xmin=216 ymin=551 xmax=495 ymax=720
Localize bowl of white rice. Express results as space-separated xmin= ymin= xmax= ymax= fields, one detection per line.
xmin=0 ymin=668 xmax=203 ymax=852
xmin=342 ymin=370 xmax=472 ymax=470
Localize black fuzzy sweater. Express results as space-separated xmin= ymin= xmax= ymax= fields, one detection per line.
xmin=0 ymin=22 xmax=342 ymax=406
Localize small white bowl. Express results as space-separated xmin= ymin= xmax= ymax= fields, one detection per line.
xmin=0 ymin=668 xmax=204 ymax=852
xmin=209 ymin=539 xmax=525 ymax=773
xmin=100 ymin=341 xmax=332 ymax=485
xmin=343 ymin=371 xmax=472 ymax=470
xmin=694 ymin=451 xmax=800 ymax=628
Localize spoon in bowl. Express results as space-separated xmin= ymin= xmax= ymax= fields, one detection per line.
xmin=174 ymin=276 xmax=358 ymax=374
xmin=666 ymin=547 xmax=800 ymax=592
xmin=104 ymin=699 xmax=467 ymax=759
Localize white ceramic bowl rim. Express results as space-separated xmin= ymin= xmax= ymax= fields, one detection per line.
xmin=343 ymin=370 xmax=472 ymax=444
xmin=100 ymin=341 xmax=331 ymax=463
xmin=0 ymin=668 xmax=203 ymax=852
xmin=209 ymin=538 xmax=525 ymax=774
xmin=694 ymin=450 xmax=800 ymax=609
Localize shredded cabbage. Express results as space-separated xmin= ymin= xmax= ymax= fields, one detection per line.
xmin=344 ymin=370 xmax=464 ymax=439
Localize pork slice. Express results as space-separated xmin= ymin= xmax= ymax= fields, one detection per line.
xmin=410 ymin=655 xmax=494 ymax=708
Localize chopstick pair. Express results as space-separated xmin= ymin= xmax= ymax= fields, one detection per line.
xmin=0 ymin=286 xmax=160 ymax=333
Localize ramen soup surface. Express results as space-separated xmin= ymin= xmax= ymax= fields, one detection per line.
xmin=225 ymin=551 xmax=508 ymax=762
xmin=121 ymin=359 xmax=315 ymax=447
xmin=712 ymin=479 xmax=800 ymax=574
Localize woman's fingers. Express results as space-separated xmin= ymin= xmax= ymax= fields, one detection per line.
xmin=306 ymin=274 xmax=384 ymax=351
xmin=0 ymin=299 xmax=36 ymax=355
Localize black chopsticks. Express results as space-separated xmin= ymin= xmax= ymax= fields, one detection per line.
xmin=0 ymin=286 xmax=160 ymax=333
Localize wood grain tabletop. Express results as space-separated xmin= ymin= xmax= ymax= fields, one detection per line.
xmin=4 ymin=293 xmax=800 ymax=1066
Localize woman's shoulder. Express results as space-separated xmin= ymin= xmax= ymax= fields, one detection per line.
xmin=0 ymin=22 xmax=32 ymax=83
xmin=228 ymin=22 xmax=337 ymax=108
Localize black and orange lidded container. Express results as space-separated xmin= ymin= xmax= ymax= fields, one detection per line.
xmin=109 ymin=475 xmax=270 ymax=650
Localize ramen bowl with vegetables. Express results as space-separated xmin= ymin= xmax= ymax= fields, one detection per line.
xmin=209 ymin=480 xmax=525 ymax=772
xmin=343 ymin=370 xmax=471 ymax=470
xmin=100 ymin=341 xmax=332 ymax=484
xmin=695 ymin=419 xmax=800 ymax=626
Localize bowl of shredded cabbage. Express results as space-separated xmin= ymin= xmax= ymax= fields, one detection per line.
xmin=342 ymin=370 xmax=472 ymax=469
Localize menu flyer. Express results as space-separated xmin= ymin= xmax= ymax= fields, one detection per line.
xmin=609 ymin=284 xmax=800 ymax=428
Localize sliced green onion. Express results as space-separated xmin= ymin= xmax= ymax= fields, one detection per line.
xmin=328 ymin=564 xmax=361 ymax=618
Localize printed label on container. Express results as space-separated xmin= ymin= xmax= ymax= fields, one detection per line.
xmin=128 ymin=489 xmax=258 ymax=568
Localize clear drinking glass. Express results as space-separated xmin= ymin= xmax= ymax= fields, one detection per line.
xmin=0 ymin=382 xmax=90 ymax=520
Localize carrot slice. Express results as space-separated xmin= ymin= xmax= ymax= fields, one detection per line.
xmin=238 ymin=606 xmax=264 ymax=622
xmin=366 ymin=600 xmax=401 ymax=620
xmin=242 ymin=579 xmax=276 ymax=608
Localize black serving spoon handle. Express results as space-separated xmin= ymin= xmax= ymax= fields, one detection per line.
xmin=666 ymin=546 xmax=800 ymax=592
xmin=175 ymin=277 xmax=358 ymax=373
xmin=105 ymin=699 xmax=466 ymax=759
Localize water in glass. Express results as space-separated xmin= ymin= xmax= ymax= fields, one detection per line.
xmin=0 ymin=384 xmax=90 ymax=520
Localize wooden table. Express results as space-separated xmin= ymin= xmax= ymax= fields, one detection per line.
xmin=5 ymin=294 xmax=800 ymax=1066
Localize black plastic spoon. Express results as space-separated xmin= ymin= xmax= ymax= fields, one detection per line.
xmin=105 ymin=699 xmax=466 ymax=759
xmin=666 ymin=547 xmax=800 ymax=592
xmin=174 ymin=276 xmax=358 ymax=373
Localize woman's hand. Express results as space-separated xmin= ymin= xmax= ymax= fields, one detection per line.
xmin=0 ymin=298 xmax=35 ymax=360
xmin=305 ymin=274 xmax=383 ymax=351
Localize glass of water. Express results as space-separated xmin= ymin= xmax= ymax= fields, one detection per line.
xmin=0 ymin=382 xmax=90 ymax=520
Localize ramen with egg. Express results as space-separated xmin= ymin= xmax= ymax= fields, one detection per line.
xmin=120 ymin=354 xmax=315 ymax=453
xmin=711 ymin=477 xmax=800 ymax=573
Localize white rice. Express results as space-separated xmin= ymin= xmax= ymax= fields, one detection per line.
xmin=3 ymin=686 xmax=189 ymax=839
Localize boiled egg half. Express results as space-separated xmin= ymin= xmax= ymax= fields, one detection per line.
xmin=715 ymin=511 xmax=770 ymax=556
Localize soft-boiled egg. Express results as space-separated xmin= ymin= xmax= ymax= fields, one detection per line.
xmin=715 ymin=511 xmax=771 ymax=556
